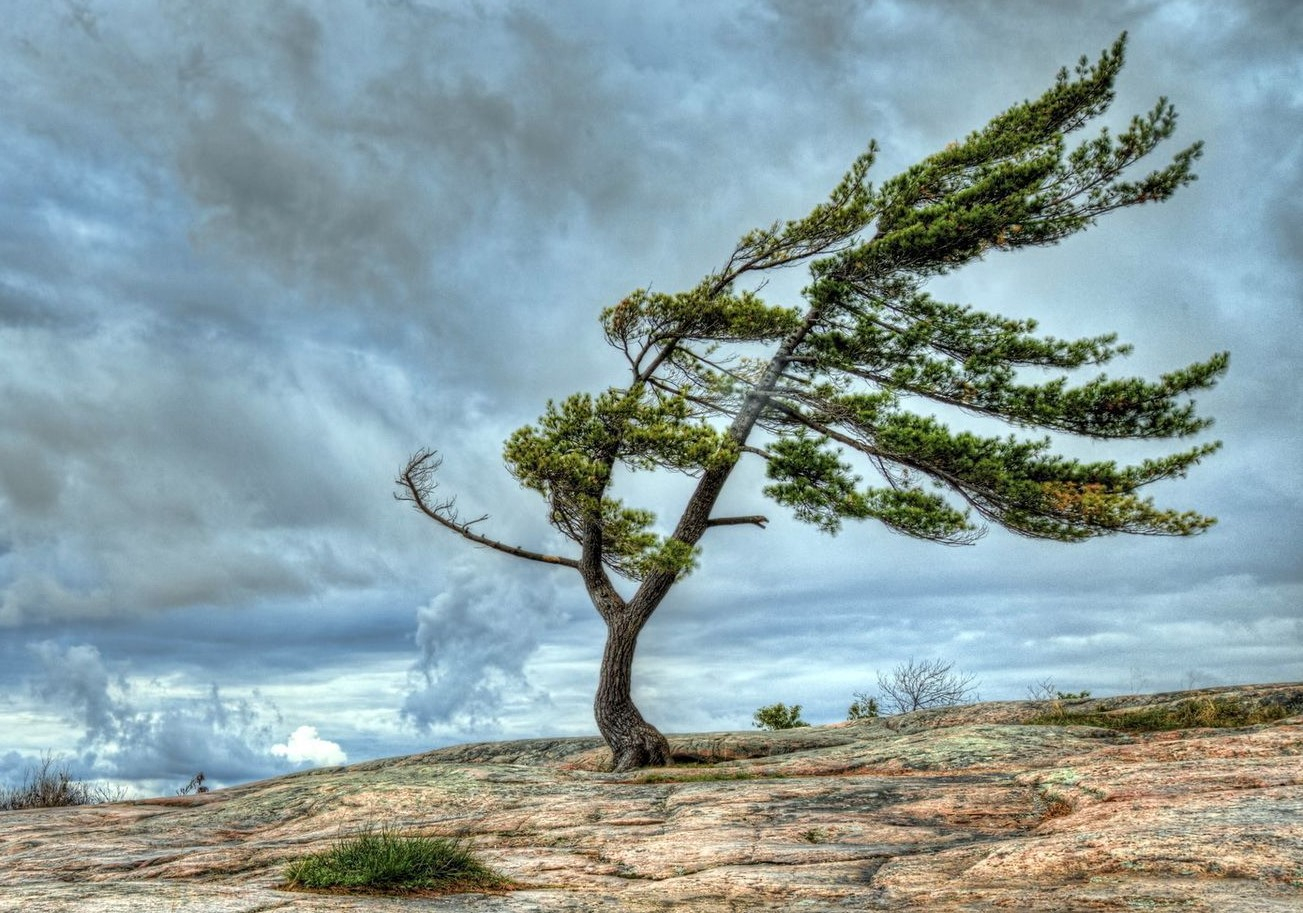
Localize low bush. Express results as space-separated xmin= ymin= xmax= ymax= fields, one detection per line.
xmin=752 ymin=702 xmax=810 ymax=730
xmin=847 ymin=692 xmax=879 ymax=720
xmin=1027 ymin=678 xmax=1091 ymax=701
xmin=284 ymin=827 xmax=508 ymax=894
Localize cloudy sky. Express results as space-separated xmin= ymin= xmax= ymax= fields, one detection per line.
xmin=1 ymin=0 xmax=1299 ymax=795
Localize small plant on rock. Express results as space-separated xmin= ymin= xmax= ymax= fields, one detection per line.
xmin=177 ymin=772 xmax=209 ymax=796
xmin=1027 ymin=678 xmax=1091 ymax=701
xmin=753 ymin=702 xmax=810 ymax=730
xmin=847 ymin=692 xmax=880 ymax=720
xmin=284 ymin=826 xmax=508 ymax=894
xmin=1028 ymin=696 xmax=1294 ymax=732
xmin=876 ymin=657 xmax=979 ymax=715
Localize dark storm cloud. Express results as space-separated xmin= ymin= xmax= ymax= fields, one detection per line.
xmin=0 ymin=326 xmax=424 ymax=625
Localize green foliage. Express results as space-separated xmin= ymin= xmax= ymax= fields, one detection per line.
xmin=1026 ymin=680 xmax=1093 ymax=701
xmin=284 ymin=827 xmax=508 ymax=894
xmin=1055 ymin=689 xmax=1092 ymax=700
xmin=493 ymin=33 xmax=1223 ymax=576
xmin=847 ymin=693 xmax=880 ymax=720
xmin=1027 ymin=697 xmax=1296 ymax=732
xmin=502 ymin=387 xmax=733 ymax=580
xmin=752 ymin=702 xmax=811 ymax=730
xmin=0 ymin=754 xmax=124 ymax=810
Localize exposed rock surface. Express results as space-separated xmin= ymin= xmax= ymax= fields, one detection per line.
xmin=2 ymin=683 xmax=1301 ymax=911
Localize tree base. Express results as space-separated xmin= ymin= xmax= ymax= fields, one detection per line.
xmin=606 ymin=722 xmax=671 ymax=772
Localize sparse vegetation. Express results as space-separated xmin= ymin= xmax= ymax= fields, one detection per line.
xmin=633 ymin=768 xmax=761 ymax=784
xmin=875 ymin=658 xmax=979 ymax=715
xmin=0 ymin=754 xmax=124 ymax=810
xmin=753 ymin=702 xmax=810 ymax=730
xmin=847 ymin=692 xmax=880 ymax=720
xmin=1027 ymin=696 xmax=1295 ymax=732
xmin=284 ymin=827 xmax=509 ymax=894
xmin=1027 ymin=678 xmax=1091 ymax=701
xmin=177 ymin=772 xmax=209 ymax=796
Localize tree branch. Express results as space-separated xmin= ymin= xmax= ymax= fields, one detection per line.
xmin=705 ymin=515 xmax=769 ymax=528
xmin=396 ymin=450 xmax=580 ymax=569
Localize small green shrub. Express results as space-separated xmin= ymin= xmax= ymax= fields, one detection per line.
xmin=0 ymin=755 xmax=124 ymax=810
xmin=284 ymin=827 xmax=508 ymax=894
xmin=753 ymin=702 xmax=810 ymax=730
xmin=847 ymin=692 xmax=879 ymax=720
xmin=1026 ymin=678 xmax=1090 ymax=701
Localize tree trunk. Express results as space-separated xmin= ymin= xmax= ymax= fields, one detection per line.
xmin=594 ymin=612 xmax=670 ymax=771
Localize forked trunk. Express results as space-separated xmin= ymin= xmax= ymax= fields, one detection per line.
xmin=594 ymin=613 xmax=671 ymax=771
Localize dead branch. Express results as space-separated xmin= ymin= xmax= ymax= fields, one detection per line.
xmin=396 ymin=449 xmax=580 ymax=569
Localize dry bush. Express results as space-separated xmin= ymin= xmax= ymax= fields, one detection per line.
xmin=876 ymin=657 xmax=978 ymax=715
xmin=0 ymin=754 xmax=124 ymax=810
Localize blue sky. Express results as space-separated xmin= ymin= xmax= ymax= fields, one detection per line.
xmin=1 ymin=0 xmax=1299 ymax=795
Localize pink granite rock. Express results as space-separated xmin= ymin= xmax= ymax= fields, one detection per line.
xmin=1 ymin=683 xmax=1299 ymax=911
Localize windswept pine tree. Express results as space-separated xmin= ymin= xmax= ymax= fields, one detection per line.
xmin=399 ymin=36 xmax=1226 ymax=770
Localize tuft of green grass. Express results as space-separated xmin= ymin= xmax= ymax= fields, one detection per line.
xmin=1027 ymin=696 xmax=1294 ymax=732
xmin=284 ymin=827 xmax=510 ymax=894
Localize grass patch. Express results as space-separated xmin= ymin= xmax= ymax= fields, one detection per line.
xmin=284 ymin=827 xmax=510 ymax=895
xmin=632 ymin=768 xmax=762 ymax=784
xmin=1027 ymin=696 xmax=1294 ymax=732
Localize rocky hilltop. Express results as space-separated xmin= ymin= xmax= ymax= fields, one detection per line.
xmin=2 ymin=683 xmax=1300 ymax=911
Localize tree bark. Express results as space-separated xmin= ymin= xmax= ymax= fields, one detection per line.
xmin=594 ymin=612 xmax=671 ymax=771
xmin=587 ymin=306 xmax=827 ymax=769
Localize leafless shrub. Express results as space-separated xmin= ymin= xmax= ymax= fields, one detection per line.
xmin=177 ymin=771 xmax=209 ymax=796
xmin=876 ymin=657 xmax=978 ymax=715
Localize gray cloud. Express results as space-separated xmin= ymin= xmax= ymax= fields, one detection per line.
xmin=0 ymin=323 xmax=427 ymax=626
xmin=24 ymin=641 xmax=291 ymax=788
xmin=402 ymin=554 xmax=570 ymax=732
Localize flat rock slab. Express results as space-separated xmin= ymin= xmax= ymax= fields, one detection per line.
xmin=2 ymin=683 xmax=1301 ymax=911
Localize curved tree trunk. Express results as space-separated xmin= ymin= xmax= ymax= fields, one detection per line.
xmin=594 ymin=613 xmax=671 ymax=771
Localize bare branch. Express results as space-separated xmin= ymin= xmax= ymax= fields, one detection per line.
xmin=705 ymin=515 xmax=769 ymax=528
xmin=875 ymin=657 xmax=979 ymax=714
xmin=396 ymin=450 xmax=580 ymax=569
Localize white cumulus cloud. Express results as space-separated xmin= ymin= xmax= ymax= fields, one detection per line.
xmin=271 ymin=725 xmax=347 ymax=767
